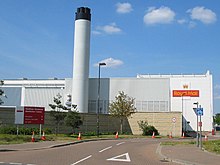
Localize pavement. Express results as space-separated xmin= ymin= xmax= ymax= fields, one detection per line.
xmin=0 ymin=138 xmax=105 ymax=151
xmin=158 ymin=134 xmax=220 ymax=165
xmin=0 ymin=141 xmax=72 ymax=151
xmin=0 ymin=135 xmax=220 ymax=165
xmin=159 ymin=144 xmax=220 ymax=165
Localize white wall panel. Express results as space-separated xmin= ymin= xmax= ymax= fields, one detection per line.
xmin=88 ymin=78 xmax=170 ymax=113
xmin=1 ymin=87 xmax=21 ymax=106
xmin=24 ymin=88 xmax=64 ymax=111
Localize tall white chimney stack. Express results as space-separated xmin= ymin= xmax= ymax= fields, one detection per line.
xmin=72 ymin=7 xmax=91 ymax=113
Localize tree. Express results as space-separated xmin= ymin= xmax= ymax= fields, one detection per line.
xmin=214 ymin=113 xmax=220 ymax=125
xmin=64 ymin=110 xmax=83 ymax=133
xmin=0 ymin=80 xmax=5 ymax=105
xmin=49 ymin=93 xmax=68 ymax=135
xmin=109 ymin=91 xmax=136 ymax=134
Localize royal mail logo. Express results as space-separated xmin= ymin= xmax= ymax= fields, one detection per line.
xmin=173 ymin=90 xmax=199 ymax=97
xmin=183 ymin=84 xmax=188 ymax=89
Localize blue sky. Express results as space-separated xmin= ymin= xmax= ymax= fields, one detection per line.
xmin=0 ymin=0 xmax=220 ymax=113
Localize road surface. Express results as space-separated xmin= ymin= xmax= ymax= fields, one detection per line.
xmin=0 ymin=138 xmax=177 ymax=165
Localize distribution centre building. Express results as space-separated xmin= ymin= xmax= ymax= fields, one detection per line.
xmin=0 ymin=70 xmax=213 ymax=135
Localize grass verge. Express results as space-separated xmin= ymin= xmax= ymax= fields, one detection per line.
xmin=161 ymin=141 xmax=196 ymax=146
xmin=0 ymin=134 xmax=32 ymax=145
xmin=203 ymin=140 xmax=220 ymax=154
xmin=0 ymin=134 xmax=151 ymax=144
xmin=161 ymin=139 xmax=220 ymax=154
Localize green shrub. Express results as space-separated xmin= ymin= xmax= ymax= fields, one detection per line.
xmin=0 ymin=126 xmax=52 ymax=135
xmin=0 ymin=126 xmax=17 ymax=134
xmin=138 ymin=120 xmax=159 ymax=136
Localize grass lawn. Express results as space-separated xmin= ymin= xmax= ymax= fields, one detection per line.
xmin=161 ymin=140 xmax=220 ymax=154
xmin=161 ymin=140 xmax=196 ymax=146
xmin=203 ymin=140 xmax=220 ymax=154
xmin=0 ymin=134 xmax=150 ymax=145
xmin=0 ymin=134 xmax=32 ymax=145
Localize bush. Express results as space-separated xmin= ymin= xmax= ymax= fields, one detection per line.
xmin=0 ymin=126 xmax=52 ymax=135
xmin=138 ymin=120 xmax=159 ymax=136
xmin=0 ymin=126 xmax=17 ymax=134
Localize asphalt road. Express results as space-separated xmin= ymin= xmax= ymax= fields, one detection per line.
xmin=0 ymin=139 xmax=178 ymax=165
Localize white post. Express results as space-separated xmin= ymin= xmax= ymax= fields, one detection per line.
xmin=39 ymin=124 xmax=42 ymax=137
xmin=16 ymin=125 xmax=19 ymax=136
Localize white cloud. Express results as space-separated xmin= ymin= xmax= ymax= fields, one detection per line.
xmin=92 ymin=30 xmax=102 ymax=35
xmin=116 ymin=2 xmax=133 ymax=14
xmin=96 ymin=23 xmax=122 ymax=34
xmin=94 ymin=58 xmax=124 ymax=68
xmin=177 ymin=19 xmax=187 ymax=24
xmin=187 ymin=6 xmax=217 ymax=24
xmin=143 ymin=6 xmax=175 ymax=25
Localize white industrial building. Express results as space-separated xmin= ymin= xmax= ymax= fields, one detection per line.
xmin=0 ymin=70 xmax=213 ymax=132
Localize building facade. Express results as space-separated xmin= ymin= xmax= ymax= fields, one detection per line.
xmin=0 ymin=70 xmax=213 ymax=133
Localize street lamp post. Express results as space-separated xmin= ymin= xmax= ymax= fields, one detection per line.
xmin=199 ymin=105 xmax=202 ymax=149
xmin=181 ymin=93 xmax=185 ymax=133
xmin=97 ymin=62 xmax=106 ymax=137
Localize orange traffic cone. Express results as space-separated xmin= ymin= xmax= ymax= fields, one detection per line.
xmin=77 ymin=132 xmax=82 ymax=140
xmin=115 ymin=132 xmax=119 ymax=139
xmin=31 ymin=131 xmax=35 ymax=142
xmin=181 ymin=132 xmax=185 ymax=138
xmin=205 ymin=134 xmax=208 ymax=141
xmin=152 ymin=132 xmax=155 ymax=138
xmin=41 ymin=131 xmax=46 ymax=141
xmin=169 ymin=132 xmax=173 ymax=139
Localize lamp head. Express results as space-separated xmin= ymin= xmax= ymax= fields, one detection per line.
xmin=99 ymin=62 xmax=106 ymax=66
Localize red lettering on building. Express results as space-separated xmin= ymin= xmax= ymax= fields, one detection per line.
xmin=172 ymin=90 xmax=199 ymax=97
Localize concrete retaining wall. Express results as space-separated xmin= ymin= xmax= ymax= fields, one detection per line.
xmin=128 ymin=112 xmax=182 ymax=136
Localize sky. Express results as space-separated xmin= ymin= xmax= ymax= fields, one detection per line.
xmin=0 ymin=0 xmax=219 ymax=113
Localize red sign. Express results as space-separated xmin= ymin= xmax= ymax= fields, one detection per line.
xmin=172 ymin=90 xmax=199 ymax=97
xmin=24 ymin=106 xmax=45 ymax=124
xmin=198 ymin=122 xmax=202 ymax=127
